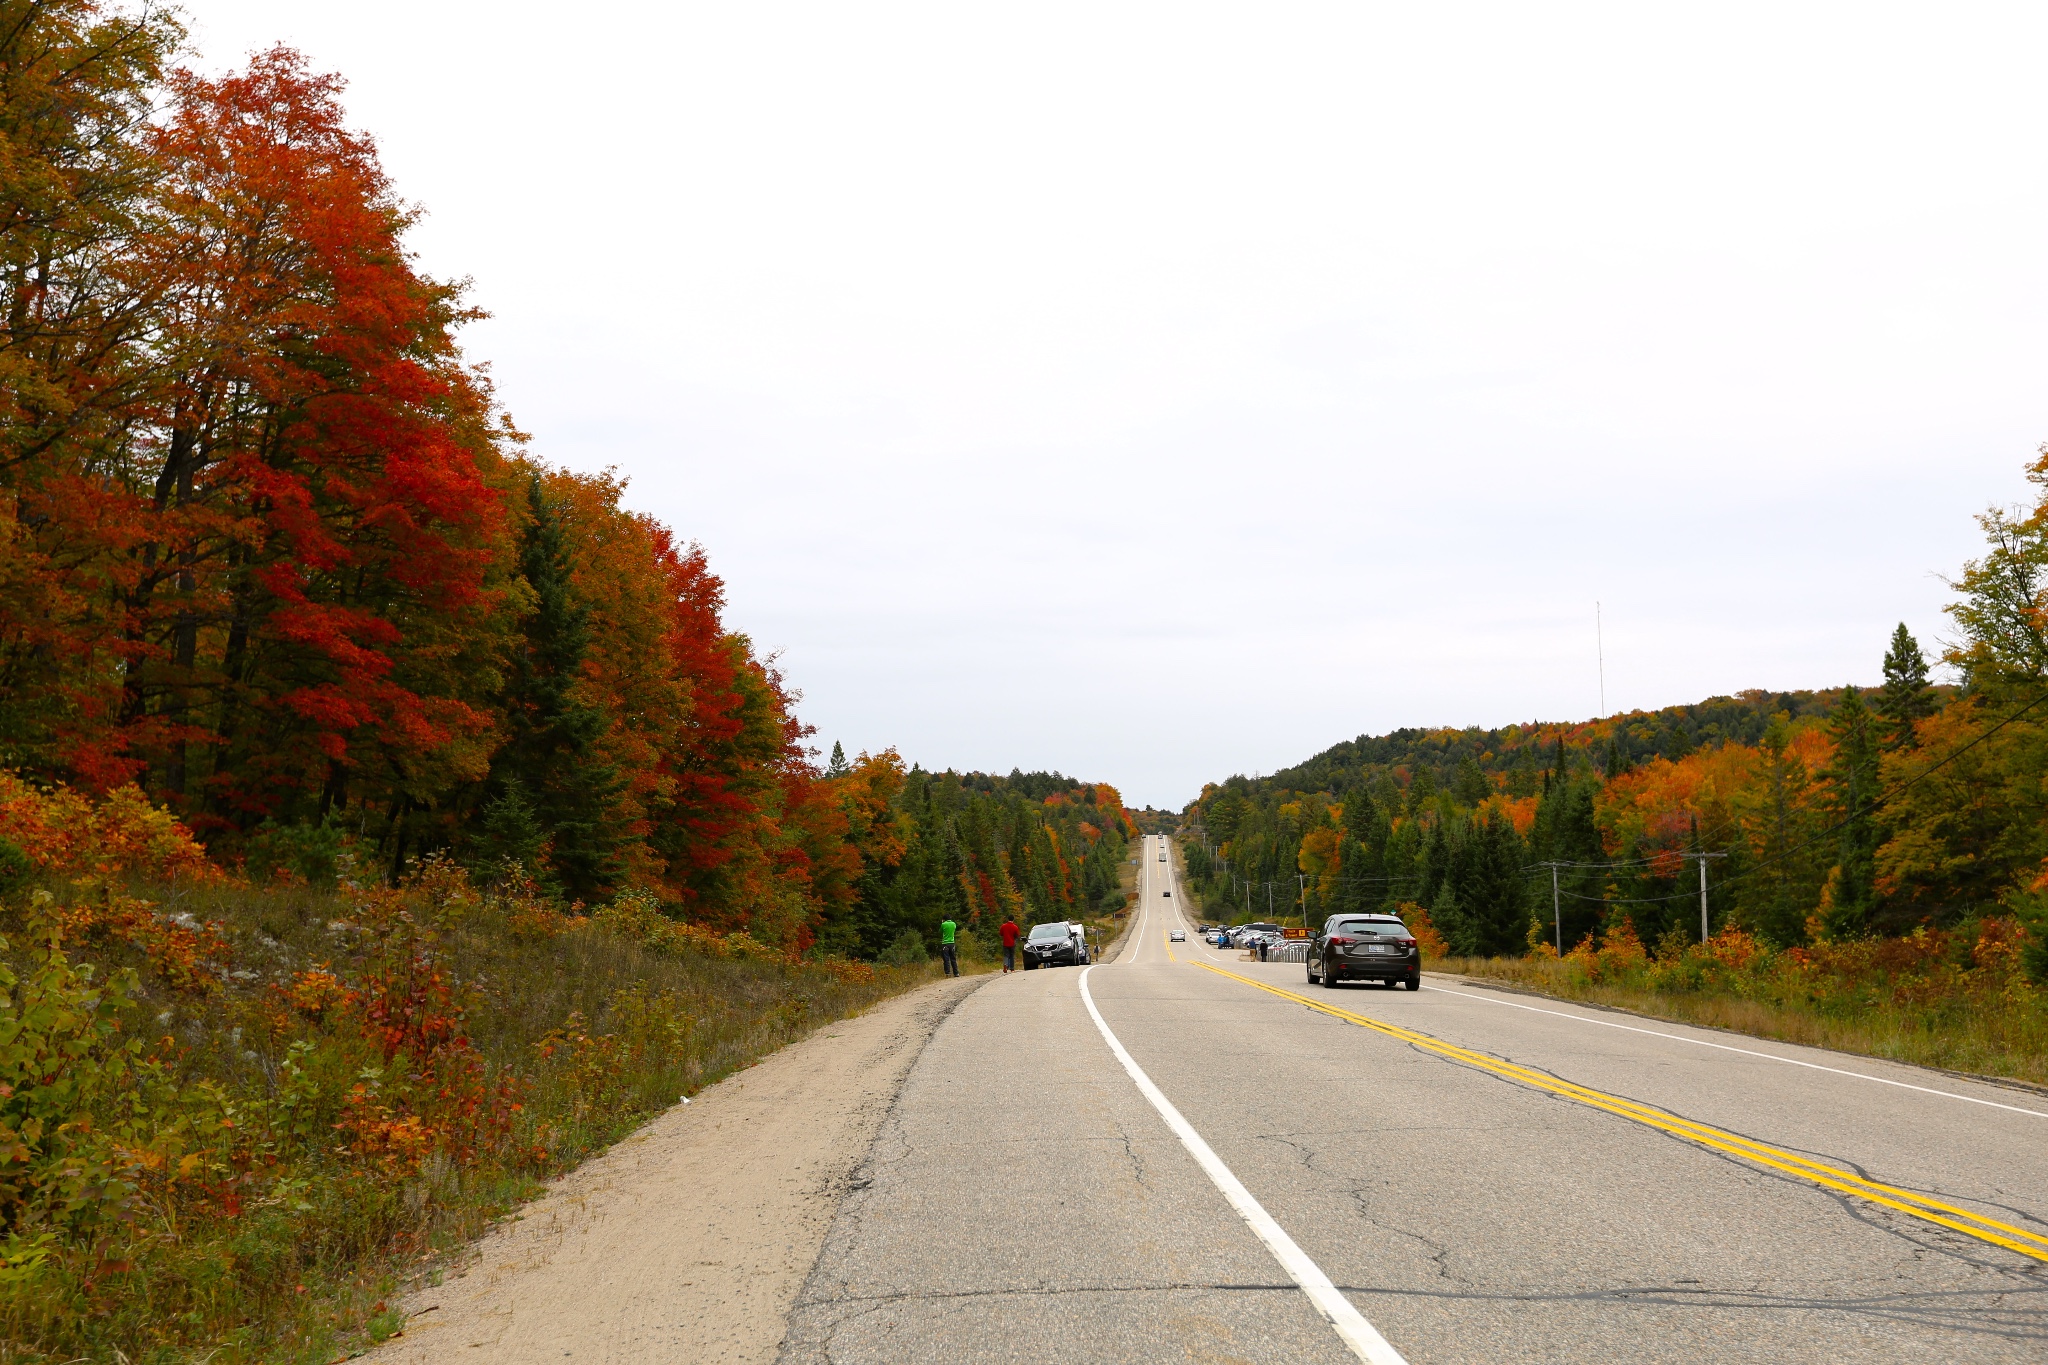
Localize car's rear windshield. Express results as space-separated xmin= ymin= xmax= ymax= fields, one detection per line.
xmin=1028 ymin=923 xmax=1069 ymax=941
xmin=1332 ymin=920 xmax=1410 ymax=937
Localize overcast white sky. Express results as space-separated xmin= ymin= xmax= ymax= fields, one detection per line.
xmin=186 ymin=1 xmax=2048 ymax=808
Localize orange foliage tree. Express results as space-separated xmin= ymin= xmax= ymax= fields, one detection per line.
xmin=0 ymin=30 xmax=904 ymax=950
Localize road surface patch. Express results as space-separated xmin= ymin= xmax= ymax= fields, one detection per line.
xmin=1421 ymin=979 xmax=2048 ymax=1119
xmin=1189 ymin=958 xmax=2048 ymax=1266
xmin=1077 ymin=964 xmax=1409 ymax=1365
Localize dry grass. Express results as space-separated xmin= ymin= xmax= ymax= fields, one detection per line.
xmin=0 ymin=868 xmax=943 ymax=1365
xmin=1430 ymin=921 xmax=2048 ymax=1087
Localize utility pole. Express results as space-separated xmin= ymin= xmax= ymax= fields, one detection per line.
xmin=1681 ymin=851 xmax=1728 ymax=943
xmin=1297 ymin=873 xmax=1307 ymax=930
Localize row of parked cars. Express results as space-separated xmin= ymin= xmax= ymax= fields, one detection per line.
xmin=1204 ymin=922 xmax=1287 ymax=950
xmin=1201 ymin=914 xmax=1423 ymax=990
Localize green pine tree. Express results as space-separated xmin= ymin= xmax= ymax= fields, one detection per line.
xmin=1452 ymin=809 xmax=1529 ymax=956
xmin=483 ymin=477 xmax=624 ymax=901
xmin=825 ymin=741 xmax=851 ymax=778
xmin=1382 ymin=818 xmax=1420 ymax=911
xmin=1531 ymin=775 xmax=1605 ymax=950
xmin=1334 ymin=789 xmax=1385 ymax=913
xmin=1541 ymin=735 xmax=1567 ymax=797
xmin=1431 ymin=880 xmax=1473 ymax=956
xmin=470 ymin=778 xmax=550 ymax=888
xmin=1819 ymin=686 xmax=1880 ymax=940
xmin=1452 ymin=756 xmax=1490 ymax=807
xmin=1406 ymin=767 xmax=1439 ymax=817
xmin=1875 ymin=623 xmax=1936 ymax=751
xmin=1747 ymin=713 xmax=1821 ymax=947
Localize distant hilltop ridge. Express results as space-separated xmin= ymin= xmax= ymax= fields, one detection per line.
xmin=1212 ymin=685 xmax=1955 ymax=805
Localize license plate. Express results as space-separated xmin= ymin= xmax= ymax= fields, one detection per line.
xmin=1364 ymin=944 xmax=1393 ymax=955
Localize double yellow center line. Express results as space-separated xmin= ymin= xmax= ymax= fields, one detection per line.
xmin=1181 ymin=947 xmax=2048 ymax=1265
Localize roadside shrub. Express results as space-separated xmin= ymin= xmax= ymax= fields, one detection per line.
xmin=0 ymin=838 xmax=30 ymax=898
xmin=1433 ymin=916 xmax=2047 ymax=1082
xmin=593 ymin=887 xmax=785 ymax=962
xmin=0 ymin=845 xmax=941 ymax=1363
xmin=0 ymin=772 xmax=221 ymax=884
xmin=243 ymin=817 xmax=353 ymax=887
xmin=1393 ymin=902 xmax=1450 ymax=959
xmin=878 ymin=928 xmax=928 ymax=966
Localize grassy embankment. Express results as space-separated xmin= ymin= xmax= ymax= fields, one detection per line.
xmin=0 ymin=793 xmax=947 ymax=1365
xmin=1428 ymin=918 xmax=2047 ymax=1086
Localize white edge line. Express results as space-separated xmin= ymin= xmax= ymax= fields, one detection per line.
xmin=1421 ymin=982 xmax=2048 ymax=1120
xmin=1078 ymin=964 xmax=1407 ymax=1365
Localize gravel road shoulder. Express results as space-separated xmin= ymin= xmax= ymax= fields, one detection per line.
xmin=366 ymin=972 xmax=989 ymax=1365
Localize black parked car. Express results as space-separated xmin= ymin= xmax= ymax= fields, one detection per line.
xmin=1307 ymin=914 xmax=1420 ymax=990
xmin=1024 ymin=920 xmax=1084 ymax=968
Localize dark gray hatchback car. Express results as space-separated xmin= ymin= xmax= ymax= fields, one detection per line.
xmin=1307 ymin=914 xmax=1420 ymax=990
xmin=1023 ymin=920 xmax=1084 ymax=968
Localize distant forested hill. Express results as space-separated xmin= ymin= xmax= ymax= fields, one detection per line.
xmin=1259 ymin=688 xmax=1871 ymax=802
xmin=1177 ymin=569 xmax=2038 ymax=960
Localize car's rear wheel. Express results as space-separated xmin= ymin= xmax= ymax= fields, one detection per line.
xmin=1402 ymin=974 xmax=1420 ymax=991
xmin=1321 ymin=960 xmax=1339 ymax=989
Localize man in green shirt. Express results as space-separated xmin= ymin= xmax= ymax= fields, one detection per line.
xmin=938 ymin=917 xmax=959 ymax=976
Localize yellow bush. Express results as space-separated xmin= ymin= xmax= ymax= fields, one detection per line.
xmin=0 ymin=772 xmax=220 ymax=884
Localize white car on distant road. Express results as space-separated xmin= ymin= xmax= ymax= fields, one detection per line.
xmin=1169 ymin=929 xmax=1185 ymax=942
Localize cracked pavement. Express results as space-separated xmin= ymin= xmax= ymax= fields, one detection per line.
xmin=779 ymin=837 xmax=2048 ymax=1362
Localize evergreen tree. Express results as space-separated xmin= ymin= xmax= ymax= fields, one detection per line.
xmin=825 ymin=741 xmax=851 ymax=777
xmin=483 ymin=477 xmax=624 ymax=900
xmin=1532 ymin=776 xmax=1605 ymax=949
xmin=1336 ymin=789 xmax=1386 ymax=913
xmin=1433 ymin=879 xmax=1482 ymax=957
xmin=1541 ymin=736 xmax=1567 ymax=797
xmin=1452 ymin=809 xmax=1530 ymax=955
xmin=470 ymin=779 xmax=549 ymax=886
xmin=1382 ymin=818 xmax=1420 ymax=911
xmin=1819 ymin=686 xmax=1880 ymax=940
xmin=1452 ymin=756 xmax=1490 ymax=807
xmin=1505 ymin=744 xmax=1540 ymax=796
xmin=1341 ymin=787 xmax=1378 ymax=844
xmin=1417 ymin=816 xmax=1450 ymax=908
xmin=1875 ymin=623 xmax=1936 ymax=751
xmin=1746 ymin=713 xmax=1821 ymax=946
xmin=1431 ymin=879 xmax=1473 ymax=956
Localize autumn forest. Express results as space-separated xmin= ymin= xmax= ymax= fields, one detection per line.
xmin=1184 ymin=458 xmax=2048 ymax=983
xmin=0 ymin=12 xmax=1130 ymax=955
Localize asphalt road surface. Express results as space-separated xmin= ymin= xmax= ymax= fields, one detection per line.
xmin=779 ymin=836 xmax=2048 ymax=1363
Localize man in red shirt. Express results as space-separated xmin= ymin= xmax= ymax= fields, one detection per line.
xmin=998 ymin=917 xmax=1020 ymax=973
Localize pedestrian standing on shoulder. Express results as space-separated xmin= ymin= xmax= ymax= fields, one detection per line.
xmin=999 ymin=916 xmax=1020 ymax=973
xmin=939 ymin=916 xmax=960 ymax=977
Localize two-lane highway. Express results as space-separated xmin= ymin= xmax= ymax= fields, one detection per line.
xmin=779 ymin=836 xmax=2048 ymax=1362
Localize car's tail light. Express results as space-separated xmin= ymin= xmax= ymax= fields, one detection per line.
xmin=1328 ymin=935 xmax=1354 ymax=946
xmin=1402 ymin=938 xmax=1417 ymax=947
